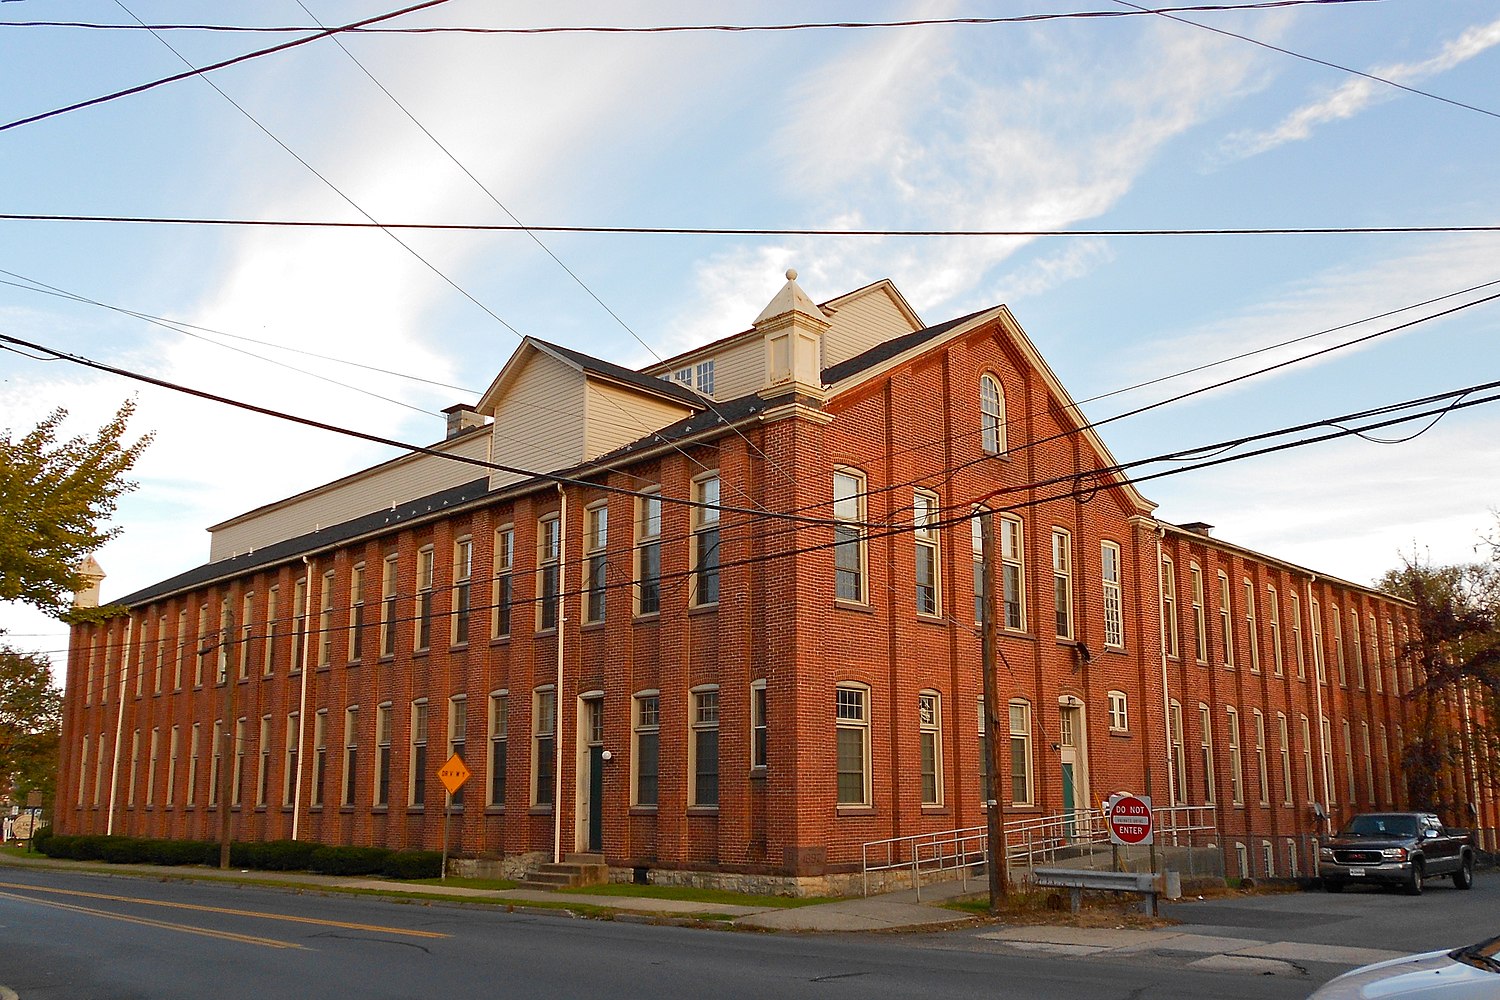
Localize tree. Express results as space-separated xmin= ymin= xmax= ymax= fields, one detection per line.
xmin=1378 ymin=554 xmax=1500 ymax=817
xmin=0 ymin=644 xmax=62 ymax=806
xmin=0 ymin=400 xmax=152 ymax=616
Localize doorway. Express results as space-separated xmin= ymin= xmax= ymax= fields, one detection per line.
xmin=582 ymin=697 xmax=604 ymax=853
xmin=1059 ymin=701 xmax=1088 ymax=841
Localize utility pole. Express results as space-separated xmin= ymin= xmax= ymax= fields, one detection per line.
xmin=214 ymin=604 xmax=236 ymax=870
xmin=980 ymin=512 xmax=1010 ymax=912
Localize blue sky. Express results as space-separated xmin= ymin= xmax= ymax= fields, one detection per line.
xmin=3 ymin=0 xmax=1498 ymax=669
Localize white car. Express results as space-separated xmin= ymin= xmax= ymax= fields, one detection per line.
xmin=1309 ymin=934 xmax=1500 ymax=998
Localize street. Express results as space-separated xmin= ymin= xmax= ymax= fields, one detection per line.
xmin=1 ymin=865 xmax=1496 ymax=999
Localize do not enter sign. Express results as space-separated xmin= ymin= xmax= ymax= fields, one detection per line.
xmin=1106 ymin=793 xmax=1154 ymax=846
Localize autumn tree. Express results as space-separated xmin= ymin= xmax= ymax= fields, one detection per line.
xmin=0 ymin=645 xmax=62 ymax=805
xmin=0 ymin=400 xmax=152 ymax=616
xmin=1378 ymin=554 xmax=1500 ymax=818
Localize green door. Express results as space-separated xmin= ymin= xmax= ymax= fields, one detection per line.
xmin=588 ymin=745 xmax=604 ymax=852
xmin=1061 ymin=761 xmax=1077 ymax=842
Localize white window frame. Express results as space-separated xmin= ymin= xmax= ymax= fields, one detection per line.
xmin=415 ymin=546 xmax=435 ymax=652
xmin=1267 ymin=584 xmax=1283 ymax=677
xmin=833 ymin=470 xmax=867 ymax=604
xmin=1160 ymin=554 xmax=1178 ymax=658
xmin=1218 ymin=571 xmax=1233 ymax=668
xmin=919 ymin=691 xmax=943 ymax=806
xmin=915 ymin=490 xmax=942 ymax=617
xmin=452 ymin=537 xmax=473 ymax=645
xmin=1243 ymin=578 xmax=1260 ymax=674
xmin=836 ymin=683 xmax=872 ymax=807
xmin=1107 ymin=690 xmax=1129 ymax=733
xmin=493 ymin=526 xmax=514 ymax=638
xmin=690 ymin=474 xmax=721 ymax=608
xmin=1054 ymin=528 xmax=1075 ymax=640
xmin=1226 ymin=707 xmax=1243 ymax=806
xmin=1190 ymin=564 xmax=1207 ymax=664
xmin=635 ymin=493 xmax=662 ymax=617
xmin=1102 ymin=541 xmax=1123 ymax=648
xmin=633 ymin=691 xmax=660 ymax=808
xmin=488 ymin=690 xmax=508 ymax=807
xmin=533 ymin=686 xmax=556 ymax=807
xmin=1008 ymin=699 xmax=1034 ymax=807
xmin=979 ymin=372 xmax=1006 ymax=454
xmin=1198 ymin=703 xmax=1215 ymax=805
xmin=690 ymin=685 xmax=720 ymax=808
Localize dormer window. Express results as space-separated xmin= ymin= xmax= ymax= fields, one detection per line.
xmin=673 ymin=361 xmax=715 ymax=395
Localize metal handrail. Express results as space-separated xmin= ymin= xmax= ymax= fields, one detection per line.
xmin=860 ymin=803 xmax=1219 ymax=897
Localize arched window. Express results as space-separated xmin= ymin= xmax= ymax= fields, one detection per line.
xmin=980 ymin=374 xmax=1005 ymax=454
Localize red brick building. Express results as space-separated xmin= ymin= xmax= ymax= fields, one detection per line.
xmin=56 ymin=273 xmax=1492 ymax=890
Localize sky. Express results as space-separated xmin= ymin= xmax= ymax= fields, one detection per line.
xmin=2 ymin=0 xmax=1498 ymax=673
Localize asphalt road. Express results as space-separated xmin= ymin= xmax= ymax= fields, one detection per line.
xmin=0 ymin=866 xmax=1330 ymax=1000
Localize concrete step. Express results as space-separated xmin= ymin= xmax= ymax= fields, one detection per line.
xmin=519 ymin=854 xmax=610 ymax=891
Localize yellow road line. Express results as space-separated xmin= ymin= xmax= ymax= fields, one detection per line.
xmin=0 ymin=890 xmax=302 ymax=950
xmin=0 ymin=881 xmax=448 ymax=940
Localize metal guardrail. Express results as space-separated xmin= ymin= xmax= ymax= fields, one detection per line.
xmin=860 ymin=803 xmax=1219 ymax=898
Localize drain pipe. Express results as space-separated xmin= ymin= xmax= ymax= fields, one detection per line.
xmin=554 ymin=483 xmax=567 ymax=864
xmin=291 ymin=556 xmax=315 ymax=840
xmin=105 ymin=616 xmax=134 ymax=835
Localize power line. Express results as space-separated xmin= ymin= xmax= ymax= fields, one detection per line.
xmin=0 ymin=0 xmax=457 ymax=133
xmin=1112 ymin=0 xmax=1500 ymax=122
xmin=0 ymin=3 xmax=1393 ymax=36
xmin=6 ymin=213 xmax=1496 ymax=237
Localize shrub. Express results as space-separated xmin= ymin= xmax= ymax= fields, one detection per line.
xmin=37 ymin=832 xmax=73 ymax=859
xmin=382 ymin=850 xmax=443 ymax=880
xmin=308 ymin=846 xmax=392 ymax=876
xmin=96 ymin=836 xmax=148 ymax=864
xmin=31 ymin=825 xmax=52 ymax=853
xmin=232 ymin=840 xmax=320 ymax=872
xmin=148 ymin=839 xmax=216 ymax=866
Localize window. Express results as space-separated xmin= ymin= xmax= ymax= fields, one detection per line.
xmin=584 ymin=505 xmax=607 ymax=624
xmin=380 ymin=553 xmax=398 ymax=657
xmin=166 ymin=725 xmax=179 ymax=807
xmin=410 ymin=700 xmax=429 ymax=807
xmin=1218 ymin=571 xmax=1233 ymax=668
xmin=290 ymin=580 xmax=306 ymax=674
xmin=232 ymin=717 xmax=246 ymax=807
xmin=692 ymin=475 xmax=720 ymax=606
xmin=836 ymin=684 xmax=871 ymax=806
xmin=343 ymin=706 xmax=359 ymax=808
xmin=1159 ymin=555 xmax=1177 ymax=657
xmin=1361 ymin=721 xmax=1374 ymax=803
xmin=1235 ymin=842 xmax=1249 ymax=880
xmin=1372 ymin=613 xmax=1384 ymax=693
xmin=978 ymin=699 xmax=993 ymax=804
xmin=1379 ymin=725 xmax=1393 ymax=803
xmin=187 ymin=723 xmax=200 ymax=807
xmin=919 ymin=692 xmax=943 ymax=806
xmin=691 ymin=688 xmax=720 ymax=807
xmin=312 ymin=710 xmax=327 ymax=807
xmin=208 ymin=721 xmax=221 ymax=806
xmin=1107 ymin=690 xmax=1128 ymax=732
xmin=673 ymin=366 xmax=692 ymax=385
xmin=416 ymin=546 xmax=435 ymax=652
xmin=488 ymin=692 xmax=508 ymax=806
xmin=93 ymin=732 xmax=106 ymax=805
xmin=539 ymin=515 xmax=561 ymax=630
xmin=448 ymin=696 xmax=466 ymax=807
xmin=349 ymin=563 xmax=365 ymax=661
xmin=282 ymin=713 xmax=299 ymax=807
xmin=1290 ymin=590 xmax=1305 ymax=678
xmin=1314 ymin=599 xmax=1326 ymax=683
xmin=830 ymin=471 xmax=867 ymax=603
xmin=493 ymin=527 xmax=514 ymax=637
xmin=634 ymin=692 xmax=660 ymax=807
xmin=1351 ymin=610 xmax=1365 ymax=689
xmin=1001 ymin=515 xmax=1026 ymax=630
xmin=1102 ymin=541 xmax=1123 ymax=648
xmin=154 ymin=615 xmax=166 ymax=693
xmin=635 ymin=495 xmax=662 ymax=616
xmin=1301 ymin=715 xmax=1315 ymax=806
xmin=915 ymin=490 xmax=941 ymax=616
xmin=1253 ymin=710 xmax=1269 ymax=806
xmin=1322 ymin=718 xmax=1336 ymax=806
xmin=1009 ymin=700 xmax=1033 ymax=806
xmin=1054 ymin=529 xmax=1075 ymax=640
xmin=1277 ymin=713 xmax=1293 ymax=805
xmin=147 ymin=727 xmax=159 ymax=806
xmin=1198 ymin=704 xmax=1215 ymax=804
xmin=263 ymin=588 xmax=277 ymax=677
xmin=1190 ymin=564 xmax=1207 ymax=663
xmin=453 ymin=537 xmax=473 ymax=644
xmin=175 ymin=608 xmax=188 ymax=689
xmin=1267 ymin=585 xmax=1283 ymax=676
xmin=979 ymin=373 xmax=1005 ymax=454
xmin=1226 ymin=707 xmax=1243 ymax=805
xmin=1342 ymin=720 xmax=1355 ymax=805
xmin=1287 ymin=838 xmax=1300 ymax=878
xmin=196 ymin=604 xmax=210 ymax=686
xmin=318 ymin=570 xmax=335 ymax=667
xmin=1243 ymin=579 xmax=1260 ymax=673
xmin=1168 ymin=701 xmax=1186 ymax=804
xmin=1332 ymin=604 xmax=1346 ymax=686
xmin=534 ymin=687 xmax=556 ymax=806
xmin=256 ymin=715 xmax=271 ymax=806
xmin=971 ymin=513 xmax=986 ymax=623
xmin=374 ymin=703 xmax=391 ymax=807
xmin=695 ymin=359 xmax=715 ymax=395
xmin=128 ymin=729 xmax=139 ymax=807
xmin=238 ymin=593 xmax=253 ymax=680
xmin=750 ymin=679 xmax=768 ymax=770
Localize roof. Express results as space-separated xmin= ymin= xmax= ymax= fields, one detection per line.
xmin=533 ymin=338 xmax=706 ymax=408
xmin=118 ymin=477 xmax=492 ymax=608
xmin=821 ymin=307 xmax=991 ymax=384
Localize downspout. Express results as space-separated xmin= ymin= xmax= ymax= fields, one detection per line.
xmin=106 ymin=617 xmax=134 ymax=835
xmin=1155 ymin=528 xmax=1177 ymax=810
xmin=554 ymin=483 xmax=567 ymax=864
xmin=291 ymin=556 xmax=315 ymax=840
xmin=1307 ymin=576 xmax=1331 ymax=829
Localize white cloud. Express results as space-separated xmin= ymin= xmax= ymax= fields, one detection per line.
xmin=1222 ymin=16 xmax=1500 ymax=160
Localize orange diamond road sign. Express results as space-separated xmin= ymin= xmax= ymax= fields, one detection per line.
xmin=438 ymin=754 xmax=471 ymax=795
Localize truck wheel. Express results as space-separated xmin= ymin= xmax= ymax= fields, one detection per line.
xmin=1323 ymin=878 xmax=1344 ymax=893
xmin=1405 ymin=860 xmax=1424 ymax=896
xmin=1454 ymin=856 xmax=1474 ymax=890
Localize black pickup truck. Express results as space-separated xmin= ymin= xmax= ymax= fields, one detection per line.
xmin=1320 ymin=812 xmax=1475 ymax=895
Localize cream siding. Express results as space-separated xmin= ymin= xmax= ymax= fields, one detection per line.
xmin=583 ymin=381 xmax=694 ymax=461
xmin=488 ymin=353 xmax=587 ymax=492
xmin=820 ymin=284 xmax=924 ymax=370
xmin=208 ymin=431 xmax=492 ymax=561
